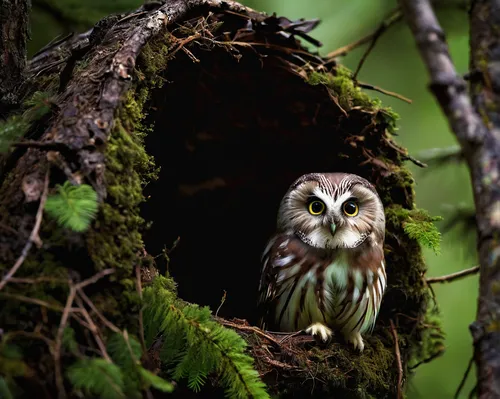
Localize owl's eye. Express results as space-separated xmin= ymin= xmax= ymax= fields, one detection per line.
xmin=342 ymin=200 xmax=359 ymax=217
xmin=308 ymin=199 xmax=326 ymax=215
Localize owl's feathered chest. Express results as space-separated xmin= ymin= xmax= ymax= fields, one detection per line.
xmin=259 ymin=233 xmax=386 ymax=334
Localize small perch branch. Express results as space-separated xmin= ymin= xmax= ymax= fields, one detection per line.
xmin=390 ymin=320 xmax=403 ymax=399
xmin=353 ymin=9 xmax=402 ymax=80
xmin=426 ymin=266 xmax=479 ymax=284
xmin=357 ymin=81 xmax=412 ymax=104
xmin=455 ymin=355 xmax=475 ymax=399
xmin=0 ymin=170 xmax=50 ymax=292
xmin=400 ymin=0 xmax=500 ymax=396
xmin=326 ymin=8 xmax=402 ymax=60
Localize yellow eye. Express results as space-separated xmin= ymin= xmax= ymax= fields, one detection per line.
xmin=308 ymin=199 xmax=325 ymax=215
xmin=343 ymin=200 xmax=359 ymax=217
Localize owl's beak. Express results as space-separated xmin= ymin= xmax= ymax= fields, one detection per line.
xmin=330 ymin=223 xmax=337 ymax=235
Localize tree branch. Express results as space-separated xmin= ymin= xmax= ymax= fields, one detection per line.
xmin=400 ymin=0 xmax=500 ymax=397
xmin=426 ymin=266 xmax=479 ymax=284
xmin=0 ymin=0 xmax=31 ymax=114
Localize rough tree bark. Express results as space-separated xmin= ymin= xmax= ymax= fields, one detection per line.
xmin=0 ymin=1 xmax=444 ymax=398
xmin=0 ymin=0 xmax=31 ymax=115
xmin=400 ymin=0 xmax=500 ymax=397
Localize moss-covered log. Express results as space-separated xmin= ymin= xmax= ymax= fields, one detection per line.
xmin=0 ymin=1 xmax=444 ymax=398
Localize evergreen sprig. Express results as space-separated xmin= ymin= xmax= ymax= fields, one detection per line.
xmin=45 ymin=181 xmax=99 ymax=232
xmin=143 ymin=275 xmax=269 ymax=399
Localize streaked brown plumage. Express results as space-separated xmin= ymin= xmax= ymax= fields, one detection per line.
xmin=258 ymin=173 xmax=386 ymax=351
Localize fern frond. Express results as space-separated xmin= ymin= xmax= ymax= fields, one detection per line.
xmin=67 ymin=358 xmax=125 ymax=399
xmin=0 ymin=115 xmax=30 ymax=153
xmin=45 ymin=181 xmax=98 ymax=232
xmin=143 ymin=275 xmax=269 ymax=399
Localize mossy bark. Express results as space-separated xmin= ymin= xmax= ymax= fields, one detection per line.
xmin=0 ymin=1 xmax=443 ymax=398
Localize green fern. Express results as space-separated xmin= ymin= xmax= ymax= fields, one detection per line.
xmin=143 ymin=275 xmax=269 ymax=399
xmin=45 ymin=181 xmax=98 ymax=232
xmin=67 ymin=358 xmax=125 ymax=399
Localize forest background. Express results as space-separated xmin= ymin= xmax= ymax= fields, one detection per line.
xmin=26 ymin=0 xmax=475 ymax=396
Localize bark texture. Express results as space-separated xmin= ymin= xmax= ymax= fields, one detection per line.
xmin=400 ymin=0 xmax=500 ymax=397
xmin=0 ymin=0 xmax=31 ymax=115
xmin=0 ymin=1 xmax=443 ymax=398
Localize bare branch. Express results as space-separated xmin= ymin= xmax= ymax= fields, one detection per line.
xmin=390 ymin=320 xmax=403 ymax=399
xmin=54 ymin=285 xmax=75 ymax=399
xmin=426 ymin=266 xmax=479 ymax=284
xmin=400 ymin=0 xmax=500 ymax=396
xmin=0 ymin=170 xmax=50 ymax=291
xmin=326 ymin=8 xmax=402 ymax=60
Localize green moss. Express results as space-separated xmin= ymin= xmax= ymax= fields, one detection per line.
xmin=307 ymin=67 xmax=400 ymax=135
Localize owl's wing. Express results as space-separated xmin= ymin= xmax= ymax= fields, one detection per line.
xmin=257 ymin=233 xmax=327 ymax=330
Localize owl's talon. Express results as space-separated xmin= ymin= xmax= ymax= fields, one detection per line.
xmin=305 ymin=322 xmax=333 ymax=343
xmin=345 ymin=332 xmax=365 ymax=352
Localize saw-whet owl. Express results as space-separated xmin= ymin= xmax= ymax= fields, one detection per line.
xmin=258 ymin=172 xmax=386 ymax=351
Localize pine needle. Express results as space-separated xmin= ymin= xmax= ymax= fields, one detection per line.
xmin=45 ymin=181 xmax=98 ymax=232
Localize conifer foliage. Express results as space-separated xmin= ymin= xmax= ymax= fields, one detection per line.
xmin=142 ymin=275 xmax=270 ymax=399
xmin=44 ymin=181 xmax=98 ymax=232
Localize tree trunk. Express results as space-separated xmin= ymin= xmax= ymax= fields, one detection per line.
xmin=0 ymin=1 xmax=443 ymax=398
xmin=0 ymin=0 xmax=31 ymax=115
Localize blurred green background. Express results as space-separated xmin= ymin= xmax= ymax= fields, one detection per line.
xmin=27 ymin=0 xmax=477 ymax=397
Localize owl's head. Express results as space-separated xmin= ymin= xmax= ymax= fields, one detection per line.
xmin=276 ymin=173 xmax=385 ymax=249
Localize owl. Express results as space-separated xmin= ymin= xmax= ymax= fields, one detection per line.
xmin=258 ymin=173 xmax=386 ymax=351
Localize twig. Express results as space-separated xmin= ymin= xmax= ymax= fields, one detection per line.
xmin=8 ymin=276 xmax=68 ymax=284
xmin=75 ymin=268 xmax=115 ymax=290
xmin=74 ymin=295 xmax=112 ymax=362
xmin=357 ymin=81 xmax=412 ymax=104
xmin=390 ymin=319 xmax=403 ymax=399
xmin=0 ymin=292 xmax=65 ymax=312
xmin=54 ymin=285 xmax=76 ymax=399
xmin=216 ymin=318 xmax=284 ymax=348
xmin=76 ymin=289 xmax=120 ymax=333
xmin=0 ymin=170 xmax=50 ymax=291
xmin=409 ymin=348 xmax=445 ymax=369
xmin=353 ymin=9 xmax=403 ymax=80
xmin=135 ymin=264 xmax=146 ymax=352
xmin=325 ymin=8 xmax=402 ymax=60
xmin=215 ymin=290 xmax=226 ymax=317
xmin=455 ymin=355 xmax=475 ymax=399
xmin=426 ymin=266 xmax=479 ymax=284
